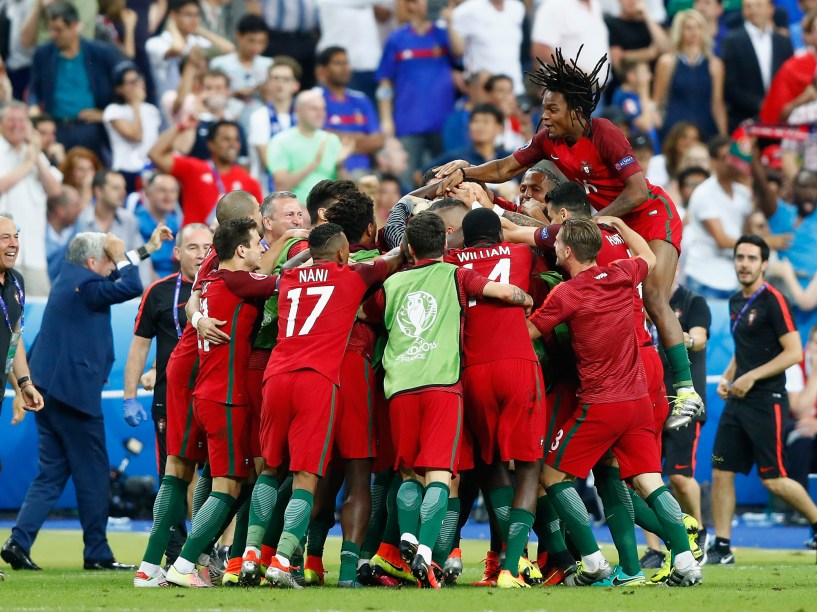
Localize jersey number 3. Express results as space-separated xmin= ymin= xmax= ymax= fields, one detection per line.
xmin=285 ymin=286 xmax=335 ymax=337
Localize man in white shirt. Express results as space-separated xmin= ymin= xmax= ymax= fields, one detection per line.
xmin=682 ymin=137 xmax=754 ymax=299
xmin=0 ymin=102 xmax=62 ymax=296
xmin=316 ymin=0 xmax=393 ymax=100
xmin=451 ymin=0 xmax=525 ymax=95
xmin=146 ymin=0 xmax=235 ymax=109
xmin=210 ymin=14 xmax=273 ymax=100
xmin=531 ymin=0 xmax=610 ymax=76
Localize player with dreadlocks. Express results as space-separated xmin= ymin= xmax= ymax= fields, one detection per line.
xmin=434 ymin=45 xmax=704 ymax=433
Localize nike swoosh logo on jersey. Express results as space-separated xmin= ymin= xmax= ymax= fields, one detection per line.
xmin=760 ymin=466 xmax=776 ymax=473
xmin=675 ymin=464 xmax=690 ymax=470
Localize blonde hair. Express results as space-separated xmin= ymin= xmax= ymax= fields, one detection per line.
xmin=670 ymin=9 xmax=713 ymax=57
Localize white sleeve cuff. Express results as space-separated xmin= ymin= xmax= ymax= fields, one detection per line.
xmin=125 ymin=250 xmax=141 ymax=266
xmin=190 ymin=311 xmax=203 ymax=331
xmin=116 ymin=260 xmax=131 ymax=271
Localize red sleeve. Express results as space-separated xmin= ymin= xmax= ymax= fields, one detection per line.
xmin=456 ymin=266 xmax=490 ymax=301
xmin=362 ymin=287 xmax=385 ymax=324
xmin=219 ymin=270 xmax=279 ymax=298
xmin=613 ymin=257 xmax=649 ymax=289
xmin=533 ymin=224 xmax=559 ymax=251
xmin=512 ymin=130 xmax=549 ymax=168
xmin=493 ymin=195 xmax=519 ymax=212
xmin=529 ymin=282 xmax=576 ymax=334
xmin=287 ymin=239 xmax=309 ymax=259
xmin=193 ymin=249 xmax=219 ymax=291
xmin=352 ymin=258 xmax=389 ymax=286
xmin=590 ymin=119 xmax=642 ymax=181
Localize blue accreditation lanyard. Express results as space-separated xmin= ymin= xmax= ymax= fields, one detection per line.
xmin=173 ymin=272 xmax=183 ymax=339
xmin=207 ymin=161 xmax=226 ymax=196
xmin=0 ymin=273 xmax=24 ymax=333
xmin=732 ymin=283 xmax=766 ymax=333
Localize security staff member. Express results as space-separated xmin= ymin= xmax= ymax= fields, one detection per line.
xmin=710 ymin=235 xmax=817 ymax=565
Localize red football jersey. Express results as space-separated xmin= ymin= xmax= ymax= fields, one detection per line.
xmin=529 ymin=258 xmax=650 ymax=404
xmin=265 ymin=259 xmax=389 ymax=385
xmin=446 ymin=242 xmax=538 ymax=367
xmin=195 ymin=269 xmax=279 ymax=405
xmin=534 ymin=224 xmax=651 ymax=345
xmin=513 ymin=118 xmax=649 ymax=212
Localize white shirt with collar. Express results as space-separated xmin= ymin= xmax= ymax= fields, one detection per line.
xmin=0 ymin=136 xmax=61 ymax=271
xmin=744 ymin=21 xmax=774 ymax=91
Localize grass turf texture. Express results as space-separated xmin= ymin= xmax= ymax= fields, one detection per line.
xmin=0 ymin=530 xmax=815 ymax=610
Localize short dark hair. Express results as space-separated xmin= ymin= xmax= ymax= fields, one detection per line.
xmin=560 ymin=217 xmax=602 ymax=263
xmin=421 ymin=167 xmax=438 ymax=186
xmin=462 ymin=207 xmax=501 ymax=247
xmin=380 ymin=172 xmax=401 ymax=188
xmin=92 ymin=168 xmax=120 ymax=190
xmin=677 ymin=165 xmax=710 ymax=189
xmin=324 ymin=192 xmax=375 ymax=244
xmin=213 ymin=217 xmax=256 ymax=262
xmin=734 ymin=234 xmax=770 ymax=262
xmin=207 ymin=120 xmax=239 ymax=142
xmin=470 ymin=103 xmax=504 ymax=125
xmin=271 ymin=56 xmax=303 ymax=82
xmin=306 ymin=179 xmax=358 ymax=224
xmin=708 ymin=134 xmax=732 ymax=159
xmin=316 ymin=46 xmax=346 ymax=67
xmin=406 ymin=212 xmax=446 ymax=260
xmin=308 ymin=222 xmax=345 ymax=258
xmin=169 ymin=0 xmax=200 ymax=13
xmin=203 ymin=69 xmax=230 ymax=87
xmin=237 ymin=14 xmax=268 ymax=35
xmin=428 ymin=198 xmax=468 ymax=213
xmin=32 ymin=114 xmax=56 ymax=129
xmin=484 ymin=74 xmax=513 ymax=92
xmin=545 ymin=182 xmax=592 ymax=218
xmin=45 ymin=0 xmax=79 ymax=23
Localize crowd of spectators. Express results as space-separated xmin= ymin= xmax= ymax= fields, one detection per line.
xmin=1 ymin=0 xmax=817 ymax=345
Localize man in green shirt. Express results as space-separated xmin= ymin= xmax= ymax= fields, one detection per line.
xmin=267 ymin=89 xmax=354 ymax=203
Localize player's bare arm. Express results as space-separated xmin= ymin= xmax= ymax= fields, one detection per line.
xmin=258 ymin=228 xmax=310 ymax=274
xmin=432 ymin=155 xmax=528 ymax=196
xmin=482 ymin=281 xmax=533 ymax=314
xmin=377 ymin=246 xmax=407 ymax=276
xmin=592 ymin=172 xmax=650 ymax=219
xmin=499 ymin=217 xmax=539 ymax=246
xmin=502 ymin=211 xmax=547 ymax=228
xmin=281 ymin=249 xmax=312 ymax=270
xmin=595 ymin=215 xmax=656 ymax=272
xmin=717 ymin=356 xmax=737 ymax=400
xmin=730 ymin=331 xmax=803 ymax=398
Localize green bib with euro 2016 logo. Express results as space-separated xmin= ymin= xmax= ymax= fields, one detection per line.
xmin=382 ymin=262 xmax=462 ymax=398
xmin=254 ymin=237 xmax=307 ymax=350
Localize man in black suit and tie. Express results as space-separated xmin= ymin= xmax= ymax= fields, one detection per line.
xmin=722 ymin=0 xmax=793 ymax=131
xmin=2 ymin=232 xmax=142 ymax=571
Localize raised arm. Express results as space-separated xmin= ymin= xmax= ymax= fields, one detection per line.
xmin=499 ymin=217 xmax=539 ymax=247
xmin=595 ymin=215 xmax=656 ymax=272
xmin=432 ymin=155 xmax=528 ymax=196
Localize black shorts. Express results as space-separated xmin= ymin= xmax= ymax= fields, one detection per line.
xmin=711 ymin=393 xmax=789 ymax=479
xmin=663 ymin=421 xmax=703 ymax=477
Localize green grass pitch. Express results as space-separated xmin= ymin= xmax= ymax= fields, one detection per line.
xmin=1 ymin=529 xmax=815 ymax=610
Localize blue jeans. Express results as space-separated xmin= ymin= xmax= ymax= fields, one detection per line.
xmin=684 ymin=277 xmax=735 ymax=301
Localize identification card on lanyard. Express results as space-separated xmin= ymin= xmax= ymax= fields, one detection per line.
xmin=0 ymin=274 xmax=25 ymax=375
xmin=731 ymin=283 xmax=766 ymax=334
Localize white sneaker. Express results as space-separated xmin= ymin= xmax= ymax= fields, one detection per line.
xmin=666 ymin=561 xmax=703 ymax=587
xmin=134 ymin=569 xmax=168 ymax=588
xmin=166 ymin=566 xmax=212 ymax=588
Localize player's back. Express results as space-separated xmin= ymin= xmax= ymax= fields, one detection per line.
xmin=557 ymin=260 xmax=648 ymax=403
xmin=266 ymin=260 xmax=386 ymax=384
xmin=595 ymin=226 xmax=651 ymax=346
xmin=196 ymin=272 xmax=260 ymax=405
xmin=446 ymin=241 xmax=537 ymax=366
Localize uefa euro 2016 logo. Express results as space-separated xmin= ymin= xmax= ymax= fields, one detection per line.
xmin=395 ymin=291 xmax=438 ymax=362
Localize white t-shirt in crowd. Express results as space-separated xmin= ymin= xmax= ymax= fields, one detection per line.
xmin=0 ymin=136 xmax=61 ymax=271
xmin=646 ymin=154 xmax=671 ymax=189
xmin=103 ymin=102 xmax=162 ymax=173
xmin=452 ymin=0 xmax=525 ymax=94
xmin=211 ymin=52 xmax=274 ymax=93
xmin=682 ymin=175 xmax=753 ymax=291
xmin=531 ymin=0 xmax=610 ymax=76
xmin=248 ymin=103 xmax=295 ymax=186
xmin=317 ymin=0 xmax=388 ymax=72
xmin=146 ymin=31 xmax=213 ymax=108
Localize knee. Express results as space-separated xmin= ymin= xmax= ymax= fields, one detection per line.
xmin=761 ymin=477 xmax=784 ymax=495
xmin=669 ymin=474 xmax=689 ymax=492
xmin=711 ymin=469 xmax=734 ymax=488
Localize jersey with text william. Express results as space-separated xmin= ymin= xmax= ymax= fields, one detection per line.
xmin=446 ymin=242 xmax=537 ymax=367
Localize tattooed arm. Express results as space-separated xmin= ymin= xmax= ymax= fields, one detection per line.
xmin=483 ymin=282 xmax=534 ymax=314
xmin=502 ymin=211 xmax=547 ymax=228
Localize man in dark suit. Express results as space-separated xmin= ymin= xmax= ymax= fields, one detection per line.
xmin=2 ymin=232 xmax=142 ymax=571
xmin=27 ymin=1 xmax=124 ymax=157
xmin=722 ymin=0 xmax=793 ymax=131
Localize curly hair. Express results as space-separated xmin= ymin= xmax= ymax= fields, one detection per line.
xmin=527 ymin=45 xmax=609 ymax=128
